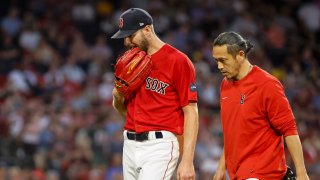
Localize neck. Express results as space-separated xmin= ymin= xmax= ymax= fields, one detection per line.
xmin=147 ymin=34 xmax=165 ymax=55
xmin=236 ymin=60 xmax=252 ymax=80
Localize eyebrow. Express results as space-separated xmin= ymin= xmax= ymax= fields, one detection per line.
xmin=213 ymin=57 xmax=227 ymax=61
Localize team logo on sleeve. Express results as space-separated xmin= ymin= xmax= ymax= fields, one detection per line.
xmin=146 ymin=77 xmax=169 ymax=95
xmin=190 ymin=83 xmax=197 ymax=92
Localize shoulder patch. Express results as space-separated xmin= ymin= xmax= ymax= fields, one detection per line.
xmin=190 ymin=83 xmax=197 ymax=92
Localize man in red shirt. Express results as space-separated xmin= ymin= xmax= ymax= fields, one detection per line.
xmin=111 ymin=8 xmax=199 ymax=180
xmin=211 ymin=32 xmax=309 ymax=180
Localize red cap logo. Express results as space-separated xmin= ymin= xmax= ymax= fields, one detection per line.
xmin=119 ymin=18 xmax=124 ymax=29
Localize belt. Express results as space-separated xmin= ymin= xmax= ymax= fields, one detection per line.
xmin=126 ymin=131 xmax=163 ymax=142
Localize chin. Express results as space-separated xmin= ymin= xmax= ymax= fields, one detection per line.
xmin=225 ymin=75 xmax=235 ymax=81
xmin=139 ymin=46 xmax=147 ymax=52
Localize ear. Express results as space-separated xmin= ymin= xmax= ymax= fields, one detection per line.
xmin=237 ymin=50 xmax=246 ymax=62
xmin=143 ymin=25 xmax=152 ymax=37
xmin=144 ymin=25 xmax=152 ymax=31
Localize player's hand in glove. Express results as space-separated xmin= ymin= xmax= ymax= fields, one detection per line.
xmin=114 ymin=47 xmax=153 ymax=96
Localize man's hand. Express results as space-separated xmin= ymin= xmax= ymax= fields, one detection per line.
xmin=112 ymin=88 xmax=124 ymax=100
xmin=213 ymin=169 xmax=226 ymax=180
xmin=177 ymin=160 xmax=195 ymax=180
xmin=213 ymin=148 xmax=226 ymax=180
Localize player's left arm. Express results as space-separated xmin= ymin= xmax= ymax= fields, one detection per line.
xmin=173 ymin=54 xmax=198 ymax=180
xmin=262 ymin=80 xmax=309 ymax=180
xmin=284 ymin=135 xmax=310 ymax=180
xmin=177 ymin=102 xmax=199 ymax=180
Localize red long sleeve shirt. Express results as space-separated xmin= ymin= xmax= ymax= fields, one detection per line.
xmin=220 ymin=66 xmax=298 ymax=180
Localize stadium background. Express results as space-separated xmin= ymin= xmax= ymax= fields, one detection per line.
xmin=0 ymin=0 xmax=319 ymax=179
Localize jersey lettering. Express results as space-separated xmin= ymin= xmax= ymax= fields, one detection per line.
xmin=151 ymin=79 xmax=158 ymax=91
xmin=145 ymin=77 xmax=169 ymax=95
xmin=157 ymin=82 xmax=169 ymax=95
xmin=146 ymin=77 xmax=152 ymax=89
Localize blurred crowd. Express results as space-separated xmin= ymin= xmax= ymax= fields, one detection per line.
xmin=0 ymin=0 xmax=319 ymax=179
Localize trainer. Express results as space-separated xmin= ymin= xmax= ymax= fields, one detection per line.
xmin=211 ymin=31 xmax=309 ymax=180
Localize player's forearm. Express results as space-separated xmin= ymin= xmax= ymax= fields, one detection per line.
xmin=112 ymin=89 xmax=127 ymax=118
xmin=284 ymin=135 xmax=308 ymax=176
xmin=217 ymin=148 xmax=226 ymax=171
xmin=112 ymin=98 xmax=127 ymax=118
xmin=181 ymin=103 xmax=199 ymax=163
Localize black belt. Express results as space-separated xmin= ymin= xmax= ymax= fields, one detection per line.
xmin=126 ymin=131 xmax=163 ymax=141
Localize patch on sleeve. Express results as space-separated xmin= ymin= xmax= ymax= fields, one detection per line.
xmin=190 ymin=83 xmax=197 ymax=92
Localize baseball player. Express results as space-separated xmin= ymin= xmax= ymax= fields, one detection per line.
xmin=111 ymin=8 xmax=199 ymax=180
xmin=211 ymin=32 xmax=309 ymax=180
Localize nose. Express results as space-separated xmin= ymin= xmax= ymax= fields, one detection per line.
xmin=124 ymin=37 xmax=135 ymax=48
xmin=217 ymin=61 xmax=224 ymax=71
xmin=124 ymin=37 xmax=130 ymax=47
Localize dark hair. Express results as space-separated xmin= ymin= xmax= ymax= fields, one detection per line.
xmin=213 ymin=31 xmax=253 ymax=57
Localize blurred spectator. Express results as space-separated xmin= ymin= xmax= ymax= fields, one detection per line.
xmin=230 ymin=12 xmax=258 ymax=37
xmin=62 ymin=55 xmax=86 ymax=85
xmin=43 ymin=61 xmax=65 ymax=94
xmin=72 ymin=1 xmax=96 ymax=23
xmin=33 ymin=38 xmax=55 ymax=72
xmin=98 ymin=72 xmax=114 ymax=106
xmin=264 ymin=23 xmax=288 ymax=67
xmin=90 ymin=33 xmax=113 ymax=62
xmin=18 ymin=12 xmax=41 ymax=52
xmin=1 ymin=8 xmax=22 ymax=37
xmin=8 ymin=61 xmax=39 ymax=95
xmin=0 ymin=35 xmax=21 ymax=75
xmin=298 ymin=1 xmax=320 ymax=32
xmin=105 ymin=153 xmax=123 ymax=180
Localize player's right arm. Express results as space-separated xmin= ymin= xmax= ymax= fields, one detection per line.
xmin=112 ymin=88 xmax=127 ymax=118
xmin=213 ymin=147 xmax=226 ymax=180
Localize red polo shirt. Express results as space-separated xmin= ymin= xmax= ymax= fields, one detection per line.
xmin=124 ymin=44 xmax=197 ymax=134
xmin=220 ymin=66 xmax=298 ymax=179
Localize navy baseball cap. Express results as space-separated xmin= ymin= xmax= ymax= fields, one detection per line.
xmin=111 ymin=8 xmax=153 ymax=39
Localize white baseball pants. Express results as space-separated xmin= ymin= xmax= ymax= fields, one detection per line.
xmin=123 ymin=130 xmax=180 ymax=180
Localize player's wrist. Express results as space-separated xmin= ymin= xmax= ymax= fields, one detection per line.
xmin=113 ymin=88 xmax=124 ymax=99
xmin=180 ymin=156 xmax=194 ymax=165
xmin=295 ymin=168 xmax=307 ymax=176
xmin=113 ymin=93 xmax=123 ymax=100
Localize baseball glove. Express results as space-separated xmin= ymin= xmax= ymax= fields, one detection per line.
xmin=114 ymin=47 xmax=153 ymax=96
xmin=282 ymin=166 xmax=296 ymax=180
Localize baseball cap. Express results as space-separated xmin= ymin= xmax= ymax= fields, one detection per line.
xmin=111 ymin=8 xmax=153 ymax=39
